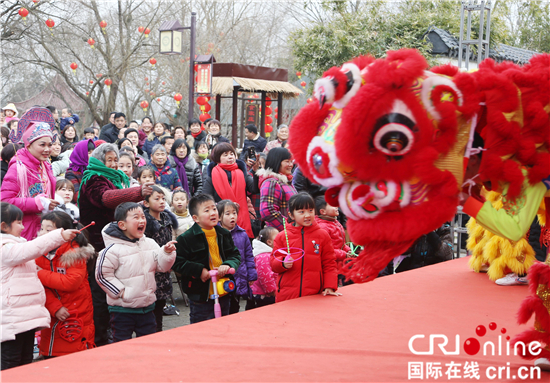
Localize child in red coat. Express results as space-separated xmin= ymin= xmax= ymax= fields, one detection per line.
xmin=314 ymin=196 xmax=352 ymax=286
xmin=270 ymin=193 xmax=340 ymax=303
xmin=36 ymin=211 xmax=95 ymax=357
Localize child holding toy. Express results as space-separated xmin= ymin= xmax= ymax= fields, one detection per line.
xmin=217 ymin=199 xmax=257 ymax=313
xmin=36 ymin=211 xmax=95 ymax=357
xmin=95 ymin=202 xmax=176 ymax=342
xmin=173 ymin=194 xmax=241 ymax=323
xmin=1 ymin=202 xmax=79 ymax=370
xmin=270 ymin=193 xmax=340 ymax=303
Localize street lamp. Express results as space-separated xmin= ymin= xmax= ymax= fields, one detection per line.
xmin=158 ymin=13 xmax=196 ymax=119
xmin=158 ymin=20 xmax=184 ymax=54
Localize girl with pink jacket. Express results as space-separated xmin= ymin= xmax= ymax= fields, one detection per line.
xmin=1 ymin=202 xmax=79 ymax=370
xmin=1 ymin=108 xmax=59 ymax=240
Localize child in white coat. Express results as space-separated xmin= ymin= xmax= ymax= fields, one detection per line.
xmin=0 ymin=202 xmax=78 ymax=370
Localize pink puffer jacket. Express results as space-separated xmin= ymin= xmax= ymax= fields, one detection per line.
xmin=1 ymin=148 xmax=56 ymax=240
xmin=1 ymin=229 xmax=67 ymax=342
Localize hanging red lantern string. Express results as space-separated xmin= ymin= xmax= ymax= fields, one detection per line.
xmin=157 ymin=98 xmax=161 ymax=102
xmin=99 ymin=20 xmax=107 ymax=34
xmin=95 ymin=73 xmax=102 ymax=78
xmin=144 ymin=28 xmax=151 ymax=38
xmin=140 ymin=100 xmax=149 ymax=112
xmin=45 ymin=18 xmax=55 ymax=35
xmin=296 ymin=71 xmax=302 ymax=79
xmin=199 ymin=113 xmax=211 ymax=123
xmin=104 ymin=78 xmax=112 ymax=89
xmin=149 ymin=58 xmax=157 ymax=68
xmin=18 ymin=8 xmax=29 ymax=23
xmin=174 ymin=93 xmax=183 ymax=106
xmin=138 ymin=26 xmax=144 ymax=33
xmin=196 ymin=96 xmax=207 ymax=106
xmin=300 ymin=81 xmax=306 ymax=88
xmin=87 ymin=38 xmax=95 ymax=49
xmin=86 ymin=91 xmax=89 ymax=96
xmin=70 ymin=62 xmax=78 ymax=75
xmin=89 ymin=80 xmax=94 ymax=85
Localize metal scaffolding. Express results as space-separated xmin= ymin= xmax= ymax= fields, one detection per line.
xmin=458 ymin=0 xmax=492 ymax=70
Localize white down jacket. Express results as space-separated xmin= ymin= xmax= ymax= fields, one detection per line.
xmin=96 ymin=222 xmax=176 ymax=309
xmin=1 ymin=229 xmax=67 ymax=342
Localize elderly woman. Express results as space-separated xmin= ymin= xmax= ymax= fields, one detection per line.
xmin=202 ymin=142 xmax=259 ymax=238
xmin=78 ymin=143 xmax=154 ymax=346
xmin=263 ymin=124 xmax=289 ymax=153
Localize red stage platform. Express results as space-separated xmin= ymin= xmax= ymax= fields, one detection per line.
xmin=3 ymin=257 xmax=549 ymax=382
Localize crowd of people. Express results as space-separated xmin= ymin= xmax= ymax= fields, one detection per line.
xmin=0 ymin=103 xmax=457 ymax=371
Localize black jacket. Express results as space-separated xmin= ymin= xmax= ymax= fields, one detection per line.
xmin=0 ymin=160 xmax=8 ymax=185
xmin=99 ymin=124 xmax=122 ymax=144
xmin=173 ymin=223 xmax=241 ymax=302
xmin=169 ymin=155 xmax=203 ymax=196
xmin=239 ymin=135 xmax=267 ymax=161
xmin=202 ymin=159 xmax=259 ymax=202
xmin=293 ymin=167 xmax=327 ymax=199
xmin=529 ymin=218 xmax=547 ymax=262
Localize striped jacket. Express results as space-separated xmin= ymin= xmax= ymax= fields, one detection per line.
xmin=95 ymin=223 xmax=175 ymax=309
xmin=258 ymin=168 xmax=297 ymax=231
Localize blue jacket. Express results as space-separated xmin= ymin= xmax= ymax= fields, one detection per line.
xmin=149 ymin=161 xmax=182 ymax=191
xmin=143 ymin=133 xmax=169 ymax=157
xmin=228 ymin=225 xmax=257 ymax=296
xmin=60 ymin=114 xmax=80 ymax=131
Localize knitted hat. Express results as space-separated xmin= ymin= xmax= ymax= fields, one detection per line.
xmin=1 ymin=103 xmax=18 ymax=117
xmin=11 ymin=107 xmax=56 ymax=145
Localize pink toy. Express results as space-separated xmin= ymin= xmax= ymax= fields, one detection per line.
xmin=273 ymin=247 xmax=305 ymax=263
xmin=209 ymin=268 xmax=235 ymax=318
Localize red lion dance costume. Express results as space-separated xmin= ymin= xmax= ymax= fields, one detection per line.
xmin=289 ymin=48 xmax=550 ymax=367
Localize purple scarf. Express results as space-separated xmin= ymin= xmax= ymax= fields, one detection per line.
xmin=69 ymin=139 xmax=92 ymax=173
xmin=173 ymin=155 xmax=190 ymax=194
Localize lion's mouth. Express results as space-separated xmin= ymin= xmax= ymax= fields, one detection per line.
xmin=338 ymin=179 xmax=429 ymax=220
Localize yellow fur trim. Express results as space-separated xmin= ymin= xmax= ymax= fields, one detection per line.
xmin=486 ymin=237 xmax=535 ymax=281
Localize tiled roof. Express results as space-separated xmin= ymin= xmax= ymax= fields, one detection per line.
xmin=425 ymin=26 xmax=540 ymax=65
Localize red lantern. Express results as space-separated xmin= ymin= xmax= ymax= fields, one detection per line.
xmin=265 ymin=125 xmax=273 ymax=133
xmin=138 ymin=26 xmax=144 ymax=33
xmin=306 ymin=98 xmax=313 ymax=104
xmin=99 ymin=20 xmax=107 ymax=34
xmin=144 ymin=28 xmax=150 ymax=38
xmin=296 ymin=71 xmax=302 ymax=78
xmin=162 ymin=81 xmax=166 ymax=85
xmin=265 ymin=116 xmax=273 ymax=125
xmin=89 ymin=80 xmax=94 ymax=85
xmin=70 ymin=62 xmax=78 ymax=74
xmin=144 ymin=77 xmax=148 ymax=82
xmin=33 ymin=0 xmax=39 ymax=3
xmin=157 ymin=98 xmax=161 ymax=102
xmin=275 ymin=107 xmax=278 ymax=112
xmin=140 ymin=100 xmax=149 ymax=112
xmin=145 ymin=89 xmax=149 ymax=93
xmin=45 ymin=18 xmax=55 ymax=34
xmin=196 ymin=96 xmax=207 ymax=106
xmin=96 ymin=73 xmax=102 ymax=78
xmin=149 ymin=58 xmax=157 ymax=68
xmin=194 ymin=64 xmax=198 ymax=72
xmin=207 ymin=42 xmax=214 ymax=51
xmin=203 ymin=103 xmax=211 ymax=112
xmin=86 ymin=91 xmax=89 ymax=96
xmin=274 ymin=113 xmax=278 ymax=119
xmin=265 ymin=107 xmax=272 ymax=115
xmin=18 ymin=8 xmax=29 ymax=22
xmin=199 ymin=113 xmax=211 ymax=122
xmin=300 ymin=81 xmax=306 ymax=88
xmin=104 ymin=78 xmax=112 ymax=89
xmin=146 ymin=82 xmax=149 ymax=86
xmin=174 ymin=93 xmax=183 ymax=106
xmin=87 ymin=38 xmax=95 ymax=49
xmin=161 ymin=89 xmax=165 ymax=92
xmin=150 ymin=92 xmax=155 ymax=96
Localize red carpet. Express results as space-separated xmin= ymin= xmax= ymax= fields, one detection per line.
xmin=3 ymin=257 xmax=549 ymax=382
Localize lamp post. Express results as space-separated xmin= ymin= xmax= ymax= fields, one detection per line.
xmin=158 ymin=12 xmax=196 ymax=120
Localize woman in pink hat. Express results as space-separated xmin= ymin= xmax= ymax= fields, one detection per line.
xmin=1 ymin=108 xmax=59 ymax=240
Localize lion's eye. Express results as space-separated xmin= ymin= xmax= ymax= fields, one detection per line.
xmin=372 ymin=113 xmax=415 ymax=157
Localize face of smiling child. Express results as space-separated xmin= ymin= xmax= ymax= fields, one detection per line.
xmin=221 ymin=206 xmax=238 ymax=231
xmin=118 ymin=207 xmax=147 ymax=240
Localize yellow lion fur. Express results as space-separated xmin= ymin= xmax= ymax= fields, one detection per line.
xmin=466 ymin=191 xmax=536 ymax=280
